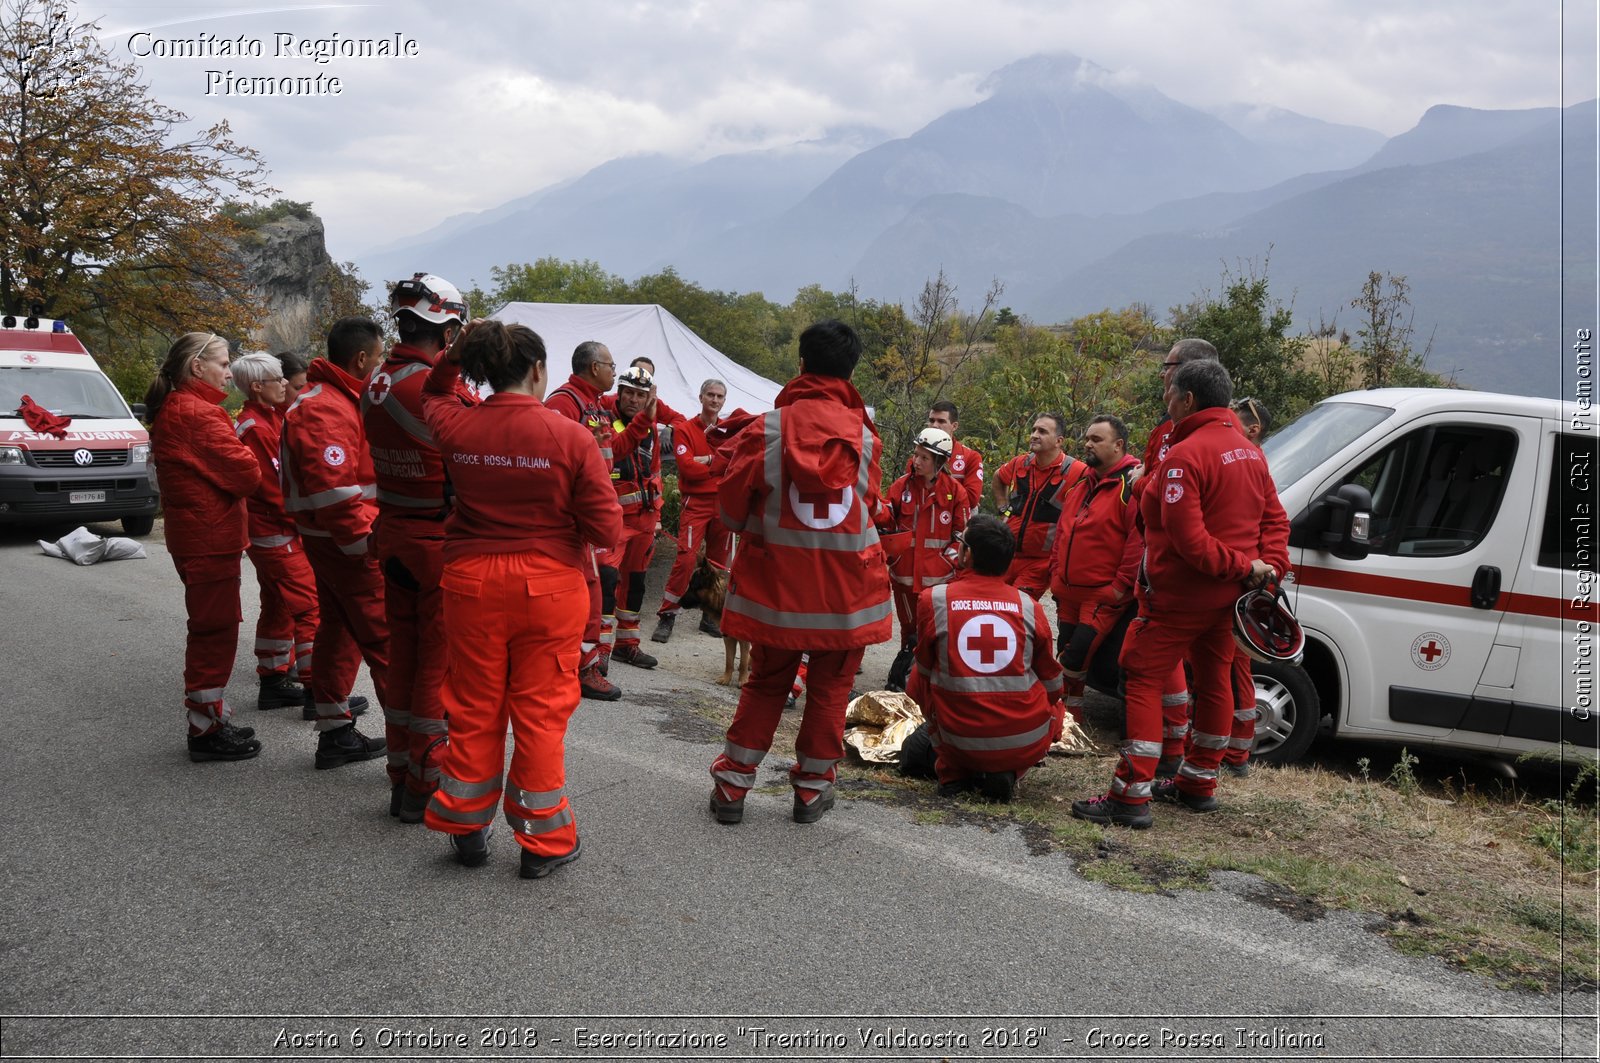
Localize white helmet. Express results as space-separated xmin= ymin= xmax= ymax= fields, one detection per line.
xmin=914 ymin=427 xmax=953 ymax=462
xmin=616 ymin=365 xmax=654 ymax=392
xmin=390 ymin=273 xmax=468 ymax=326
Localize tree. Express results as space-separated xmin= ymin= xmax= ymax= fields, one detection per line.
xmin=1169 ymin=261 xmax=1320 ymax=422
xmin=0 ymin=0 xmax=271 ymax=338
xmin=1349 ymin=270 xmax=1443 ymax=389
xmin=863 ymin=270 xmax=1002 ymax=462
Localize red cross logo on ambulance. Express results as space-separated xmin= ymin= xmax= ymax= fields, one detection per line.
xmin=1411 ymin=632 xmax=1451 ymax=671
xmin=788 ymin=482 xmax=854 ymax=529
xmin=956 ymin=614 xmax=1017 ymax=674
xmin=366 ymin=371 xmax=392 ymax=405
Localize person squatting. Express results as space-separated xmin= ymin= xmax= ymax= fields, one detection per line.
xmin=149 ymin=298 xmax=1289 ymax=876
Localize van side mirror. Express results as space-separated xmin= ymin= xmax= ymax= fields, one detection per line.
xmin=130 ymin=402 xmax=147 ymax=421
xmin=1319 ymin=483 xmax=1373 ymax=560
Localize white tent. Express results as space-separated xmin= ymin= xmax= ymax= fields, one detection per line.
xmin=490 ymin=302 xmax=783 ymax=416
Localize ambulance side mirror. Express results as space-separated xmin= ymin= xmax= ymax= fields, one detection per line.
xmin=130 ymin=402 xmax=147 ymax=421
xmin=1318 ymin=483 xmax=1374 ymax=561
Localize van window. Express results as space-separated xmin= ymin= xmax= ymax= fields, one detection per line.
xmin=1537 ymin=433 xmax=1598 ymax=569
xmin=1 ymin=366 xmax=129 ymax=419
xmin=1334 ymin=426 xmax=1517 ymax=557
xmin=1264 ymin=400 xmax=1392 ymax=493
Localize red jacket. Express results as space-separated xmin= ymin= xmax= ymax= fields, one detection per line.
xmin=421 ymin=359 xmax=622 ymax=568
xmin=718 ymin=373 xmax=892 ymax=650
xmin=151 ymin=379 xmax=260 ymax=557
xmin=671 ymin=415 xmax=727 ymax=499
xmin=281 ymin=358 xmax=377 ymax=557
xmin=604 ymin=405 xmax=662 ymax=518
xmin=1048 ymin=452 xmax=1142 ymax=597
xmin=878 ymin=469 xmax=967 ymax=591
xmin=904 ymin=439 xmax=984 ymax=510
xmin=361 ymin=342 xmax=479 ymax=558
xmin=546 ymin=374 xmax=613 ymax=458
xmin=1139 ymin=406 xmax=1291 ymax=612
xmin=907 ymin=573 xmax=1064 ymax=768
xmin=995 ymin=451 xmax=1085 ymax=559
xmin=234 ymin=399 xmax=295 ymax=547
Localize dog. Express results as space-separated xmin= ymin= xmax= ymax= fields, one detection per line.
xmin=680 ymin=552 xmax=750 ymax=687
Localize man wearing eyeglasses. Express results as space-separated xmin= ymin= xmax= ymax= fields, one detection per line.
xmin=547 ymin=341 xmax=625 ymax=701
xmin=1137 ymin=338 xmax=1221 ymax=772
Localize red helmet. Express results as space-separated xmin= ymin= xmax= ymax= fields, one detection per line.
xmin=1233 ymin=583 xmax=1304 ymax=665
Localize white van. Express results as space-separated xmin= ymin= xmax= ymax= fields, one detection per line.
xmin=1240 ymin=387 xmax=1596 ymax=766
xmin=0 ymin=318 xmax=159 ymax=536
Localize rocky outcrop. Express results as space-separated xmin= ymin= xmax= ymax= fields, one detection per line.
xmin=234 ymin=205 xmax=338 ymax=356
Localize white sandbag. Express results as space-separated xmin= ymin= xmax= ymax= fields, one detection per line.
xmin=38 ymin=526 xmax=147 ymax=565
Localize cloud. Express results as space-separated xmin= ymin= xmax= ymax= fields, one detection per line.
xmin=84 ymin=0 xmax=1588 ymax=257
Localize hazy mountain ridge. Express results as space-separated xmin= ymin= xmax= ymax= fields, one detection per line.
xmin=356 ymin=52 xmax=1592 ymax=397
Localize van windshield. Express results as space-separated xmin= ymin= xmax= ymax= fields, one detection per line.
xmin=1262 ymin=400 xmax=1393 ymax=492
xmin=1 ymin=366 xmax=130 ymax=419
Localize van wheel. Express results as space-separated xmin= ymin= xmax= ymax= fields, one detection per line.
xmin=122 ymin=515 xmax=155 ymax=537
xmin=1250 ymin=660 xmax=1321 ymax=766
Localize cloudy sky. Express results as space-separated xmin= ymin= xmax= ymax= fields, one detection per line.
xmin=87 ymin=1 xmax=1597 ymax=261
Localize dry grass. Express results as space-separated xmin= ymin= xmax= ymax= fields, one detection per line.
xmin=689 ymin=691 xmax=1599 ymax=994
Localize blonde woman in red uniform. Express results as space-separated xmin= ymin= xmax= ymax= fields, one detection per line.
xmin=420 ymin=321 xmax=622 ymax=878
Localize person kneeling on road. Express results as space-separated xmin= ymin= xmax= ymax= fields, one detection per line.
xmin=898 ymin=514 xmax=1064 ymax=803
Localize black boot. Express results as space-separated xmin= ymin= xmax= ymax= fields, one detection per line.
xmin=314 ymin=723 xmax=386 ymax=770
xmin=257 ymin=673 xmax=304 ymax=711
xmin=188 ymin=727 xmax=261 ymax=763
xmin=650 ymin=614 xmax=675 ymax=643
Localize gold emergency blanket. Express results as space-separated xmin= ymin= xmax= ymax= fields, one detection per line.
xmin=1049 ymin=714 xmax=1100 ymax=756
xmin=843 ymin=691 xmax=925 ymax=763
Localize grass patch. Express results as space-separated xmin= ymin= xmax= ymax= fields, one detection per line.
xmin=840 ymin=710 xmax=1599 ymax=994
xmin=684 ymin=683 xmax=1597 ymax=993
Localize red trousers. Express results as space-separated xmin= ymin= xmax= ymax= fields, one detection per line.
xmin=381 ymin=540 xmax=448 ymax=795
xmin=1161 ymin=662 xmax=1192 ymax=761
xmin=891 ymin=583 xmax=921 ymax=651
xmin=424 ymin=551 xmax=586 ymax=858
xmin=1225 ymin=649 xmax=1257 ymax=766
xmin=245 ymin=539 xmax=318 ymax=684
xmin=598 ymin=514 xmax=657 ymax=652
xmin=171 ymin=552 xmax=243 ymax=736
xmin=658 ymin=494 xmax=730 ymax=616
xmin=1053 ymin=584 xmax=1123 ymax=720
xmin=710 ymin=645 xmax=865 ymax=809
xmin=580 ymin=547 xmax=601 ymax=669
xmin=1003 ymin=553 xmax=1052 ymax=597
xmin=302 ymin=537 xmax=390 ymax=737
xmin=1111 ymin=605 xmax=1235 ymax=803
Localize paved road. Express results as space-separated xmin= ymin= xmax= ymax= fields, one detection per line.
xmin=0 ymin=526 xmax=1592 ymax=1061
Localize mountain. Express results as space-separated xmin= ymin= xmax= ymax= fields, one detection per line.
xmin=673 ymin=53 xmax=1356 ymax=298
xmin=357 ymin=129 xmax=887 ymax=292
xmin=1355 ymin=103 xmax=1558 ymax=171
xmin=1206 ymin=103 xmax=1387 ymax=173
xmin=1026 ymin=100 xmax=1595 ymax=397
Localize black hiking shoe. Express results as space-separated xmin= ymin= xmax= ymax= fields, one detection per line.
xmin=978 ymin=771 xmax=1017 ymax=803
xmin=219 ymin=720 xmax=256 ymax=742
xmin=188 ymin=728 xmax=261 ymax=763
xmin=1153 ymin=778 xmax=1218 ymax=813
xmin=709 ymin=790 xmax=745 ymax=824
xmin=1070 ymin=794 xmax=1153 ymax=829
xmin=612 ymin=644 xmax=658 ymax=669
xmin=698 ymin=614 xmax=723 ymax=638
xmin=1221 ymin=760 xmax=1252 ymax=778
xmin=520 ymin=837 xmax=582 ymax=879
xmin=257 ymin=673 xmax=304 ymax=711
xmin=450 ymin=826 xmax=492 ymax=868
xmin=651 ymin=615 xmax=674 ymax=643
xmin=792 ymin=790 xmax=835 ymax=824
xmin=314 ymin=723 xmax=386 ymax=770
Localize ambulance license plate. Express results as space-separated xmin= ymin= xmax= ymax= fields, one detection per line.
xmin=70 ymin=490 xmax=106 ymax=504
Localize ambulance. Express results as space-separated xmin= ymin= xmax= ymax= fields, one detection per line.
xmin=1089 ymin=387 xmax=1596 ymax=768
xmin=0 ymin=317 xmax=159 ymax=536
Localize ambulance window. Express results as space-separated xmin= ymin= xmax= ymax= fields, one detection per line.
xmin=1335 ymin=426 xmax=1516 ymax=557
xmin=1538 ymin=434 xmax=1598 ymax=569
